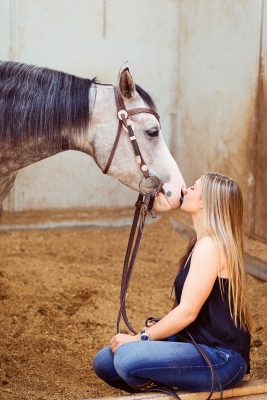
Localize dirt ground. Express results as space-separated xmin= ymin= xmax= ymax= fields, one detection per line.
xmin=0 ymin=209 xmax=266 ymax=400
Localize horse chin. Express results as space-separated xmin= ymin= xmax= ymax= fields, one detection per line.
xmin=153 ymin=192 xmax=182 ymax=212
xmin=153 ymin=192 xmax=172 ymax=212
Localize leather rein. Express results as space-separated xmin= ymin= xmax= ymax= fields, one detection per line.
xmin=104 ymin=86 xmax=163 ymax=335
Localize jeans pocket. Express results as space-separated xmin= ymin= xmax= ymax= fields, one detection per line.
xmin=214 ymin=346 xmax=232 ymax=360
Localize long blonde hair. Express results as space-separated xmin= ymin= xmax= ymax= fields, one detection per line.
xmin=200 ymin=172 xmax=252 ymax=333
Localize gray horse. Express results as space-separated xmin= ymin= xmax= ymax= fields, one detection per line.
xmin=0 ymin=61 xmax=185 ymax=214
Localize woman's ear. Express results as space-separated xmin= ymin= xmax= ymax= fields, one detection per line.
xmin=118 ymin=65 xmax=135 ymax=99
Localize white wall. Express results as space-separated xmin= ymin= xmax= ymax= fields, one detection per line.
xmin=176 ymin=0 xmax=262 ymax=187
xmin=175 ymin=0 xmax=263 ymax=237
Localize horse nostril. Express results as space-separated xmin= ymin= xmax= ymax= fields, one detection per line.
xmin=166 ymin=190 xmax=172 ymax=197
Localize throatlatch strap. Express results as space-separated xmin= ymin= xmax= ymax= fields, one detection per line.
xmin=103 ymin=119 xmax=123 ymax=174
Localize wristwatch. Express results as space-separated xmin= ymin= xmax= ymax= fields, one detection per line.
xmin=140 ymin=329 xmax=151 ymax=341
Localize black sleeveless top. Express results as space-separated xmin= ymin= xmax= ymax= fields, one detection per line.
xmin=174 ymin=255 xmax=251 ymax=373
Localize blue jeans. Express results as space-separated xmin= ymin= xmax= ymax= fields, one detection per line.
xmin=93 ymin=340 xmax=247 ymax=392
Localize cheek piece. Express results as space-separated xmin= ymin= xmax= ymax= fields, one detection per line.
xmin=103 ymin=86 xmax=163 ymax=199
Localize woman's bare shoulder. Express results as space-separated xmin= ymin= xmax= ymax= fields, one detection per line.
xmin=193 ymin=236 xmax=229 ymax=278
xmin=194 ymin=235 xmax=217 ymax=252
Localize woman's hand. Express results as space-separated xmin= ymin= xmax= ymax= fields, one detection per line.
xmin=146 ymin=319 xmax=158 ymax=328
xmin=110 ymin=333 xmax=139 ymax=353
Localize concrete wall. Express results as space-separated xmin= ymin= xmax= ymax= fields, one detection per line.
xmin=254 ymin=0 xmax=267 ymax=242
xmin=175 ymin=0 xmax=262 ymax=228
xmin=174 ymin=0 xmax=267 ymax=241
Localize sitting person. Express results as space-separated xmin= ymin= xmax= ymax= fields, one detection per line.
xmin=93 ymin=172 xmax=251 ymax=393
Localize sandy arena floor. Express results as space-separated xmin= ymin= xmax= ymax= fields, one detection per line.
xmin=0 ymin=209 xmax=266 ymax=400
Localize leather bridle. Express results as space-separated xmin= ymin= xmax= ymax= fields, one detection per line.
xmin=103 ymin=86 xmax=160 ymax=176
xmin=103 ymin=86 xmax=163 ymax=197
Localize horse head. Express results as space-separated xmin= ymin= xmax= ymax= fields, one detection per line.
xmin=91 ymin=66 xmax=185 ymax=212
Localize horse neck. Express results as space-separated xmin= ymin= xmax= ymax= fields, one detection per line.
xmin=0 ymin=138 xmax=66 ymax=176
xmin=69 ymin=84 xmax=117 ymax=155
xmin=0 ymin=84 xmax=116 ymax=176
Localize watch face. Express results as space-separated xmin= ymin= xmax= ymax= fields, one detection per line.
xmin=140 ymin=333 xmax=150 ymax=341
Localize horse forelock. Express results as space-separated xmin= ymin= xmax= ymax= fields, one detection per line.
xmin=135 ymin=84 xmax=157 ymax=112
xmin=0 ymin=60 xmax=96 ymax=148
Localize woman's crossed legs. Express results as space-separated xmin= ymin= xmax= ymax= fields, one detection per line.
xmin=93 ymin=341 xmax=247 ymax=393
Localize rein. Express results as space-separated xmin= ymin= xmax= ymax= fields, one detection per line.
xmin=104 ymin=86 xmax=163 ymax=334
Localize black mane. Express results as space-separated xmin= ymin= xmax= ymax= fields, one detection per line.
xmin=0 ymin=61 xmax=157 ymax=149
xmin=135 ymin=84 xmax=157 ymax=112
xmin=0 ymin=60 xmax=96 ymax=147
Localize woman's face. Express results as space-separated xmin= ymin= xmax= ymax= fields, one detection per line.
xmin=180 ymin=178 xmax=203 ymax=215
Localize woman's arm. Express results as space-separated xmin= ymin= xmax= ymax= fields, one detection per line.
xmin=146 ymin=236 xmax=219 ymax=340
xmin=110 ymin=236 xmax=219 ymax=351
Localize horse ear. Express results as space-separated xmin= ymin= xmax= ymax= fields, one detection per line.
xmin=118 ymin=64 xmax=136 ymax=99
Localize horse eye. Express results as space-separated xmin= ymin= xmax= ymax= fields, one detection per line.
xmin=145 ymin=128 xmax=159 ymax=137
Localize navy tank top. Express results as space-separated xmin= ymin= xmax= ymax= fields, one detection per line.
xmin=174 ymin=254 xmax=251 ymax=373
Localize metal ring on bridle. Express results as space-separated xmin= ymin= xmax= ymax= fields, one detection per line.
xmin=118 ymin=109 xmax=128 ymax=120
xmin=139 ymin=175 xmax=162 ymax=194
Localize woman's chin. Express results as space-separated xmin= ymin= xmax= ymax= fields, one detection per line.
xmin=154 ymin=192 xmax=179 ymax=212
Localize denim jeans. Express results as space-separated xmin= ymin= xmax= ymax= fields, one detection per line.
xmin=93 ymin=340 xmax=247 ymax=392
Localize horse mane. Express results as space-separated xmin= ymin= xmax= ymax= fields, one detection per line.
xmin=0 ymin=60 xmax=96 ymax=148
xmin=0 ymin=60 xmax=157 ymax=149
xmin=135 ymin=84 xmax=157 ymax=112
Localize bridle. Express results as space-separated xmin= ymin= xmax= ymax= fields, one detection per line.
xmin=103 ymin=86 xmax=164 ymax=334
xmin=103 ymin=86 xmax=163 ymax=198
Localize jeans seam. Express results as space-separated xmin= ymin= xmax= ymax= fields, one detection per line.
xmin=128 ymin=351 xmax=236 ymax=379
xmin=126 ymin=351 xmax=233 ymax=376
xmin=129 ymin=361 xmax=227 ymax=378
xmin=221 ymin=366 xmax=244 ymax=389
xmin=129 ymin=362 xmax=244 ymax=389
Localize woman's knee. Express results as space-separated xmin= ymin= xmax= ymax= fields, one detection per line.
xmin=113 ymin=342 xmax=149 ymax=386
xmin=93 ymin=346 xmax=114 ymax=379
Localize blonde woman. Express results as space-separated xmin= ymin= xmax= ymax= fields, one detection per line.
xmin=93 ymin=173 xmax=251 ymax=392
